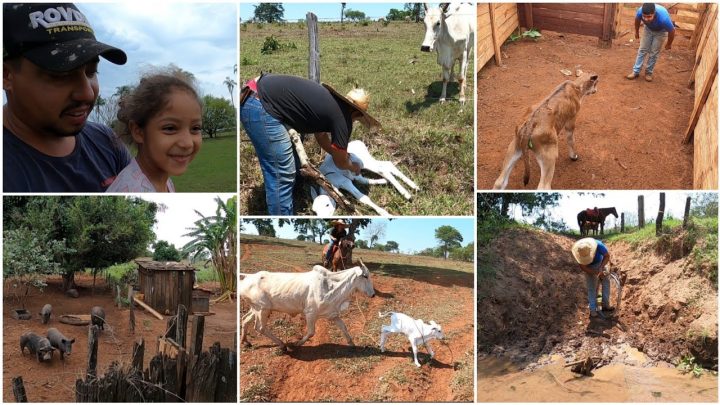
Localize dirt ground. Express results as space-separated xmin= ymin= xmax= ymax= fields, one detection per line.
xmin=478 ymin=30 xmax=696 ymax=190
xmin=240 ymin=239 xmax=475 ymax=402
xmin=477 ymin=227 xmax=718 ymax=401
xmin=3 ymin=274 xmax=237 ymax=403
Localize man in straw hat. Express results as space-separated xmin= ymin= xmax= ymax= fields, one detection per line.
xmin=571 ymin=237 xmax=615 ymax=318
xmin=3 ymin=3 xmax=131 ymax=192
xmin=325 ymin=219 xmax=349 ymax=266
xmin=240 ymin=73 xmax=380 ymax=215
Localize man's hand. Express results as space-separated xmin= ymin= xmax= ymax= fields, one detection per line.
xmin=635 ymin=31 xmax=640 ymax=40
xmin=351 ymin=162 xmax=361 ymax=175
xmin=665 ymin=43 xmax=672 ymax=50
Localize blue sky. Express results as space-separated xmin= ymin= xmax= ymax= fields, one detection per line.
xmin=78 ymin=3 xmax=237 ymax=101
xmin=242 ymin=218 xmax=474 ymax=254
xmin=240 ymin=3 xmax=407 ymax=22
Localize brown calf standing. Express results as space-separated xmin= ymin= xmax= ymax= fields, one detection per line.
xmin=493 ymin=73 xmax=599 ymax=190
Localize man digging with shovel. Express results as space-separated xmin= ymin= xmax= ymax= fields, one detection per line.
xmin=572 ymin=238 xmax=615 ymax=319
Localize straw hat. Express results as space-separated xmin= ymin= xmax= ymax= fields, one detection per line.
xmin=330 ymin=219 xmax=349 ymax=228
xmin=571 ymin=238 xmax=598 ymax=265
xmin=322 ymin=83 xmax=381 ymax=131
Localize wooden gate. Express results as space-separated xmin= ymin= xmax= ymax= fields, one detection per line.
xmin=518 ymin=3 xmax=619 ymax=47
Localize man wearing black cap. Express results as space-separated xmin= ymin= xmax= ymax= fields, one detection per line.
xmin=3 ymin=3 xmax=131 ymax=192
xmin=626 ymin=3 xmax=675 ymax=82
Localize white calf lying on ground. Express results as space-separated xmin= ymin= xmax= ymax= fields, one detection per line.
xmin=379 ymin=311 xmax=444 ymax=367
xmin=318 ymin=140 xmax=419 ymax=216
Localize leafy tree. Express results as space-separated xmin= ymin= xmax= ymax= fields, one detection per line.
xmin=405 ymin=3 xmax=425 ymax=22
xmin=435 ymin=225 xmax=463 ymax=259
xmin=153 ymin=240 xmax=181 ymax=262
xmin=450 ymin=242 xmax=474 ymax=262
xmin=183 ymin=196 xmax=237 ymax=302
xmin=242 ymin=219 xmax=275 ymax=237
xmin=341 ymin=3 xmax=346 ymax=23
xmin=373 ymin=243 xmax=386 ymax=251
xmin=385 ymin=240 xmax=399 ymax=253
xmin=355 ymin=239 xmax=369 ymax=249
xmin=5 ymin=197 xmax=158 ymax=292
xmin=254 ymin=3 xmax=284 ymax=23
xmin=344 ymin=9 xmax=366 ymax=22
xmin=692 ymin=193 xmax=718 ymax=218
xmin=202 ymin=95 xmax=235 ymax=138
xmin=386 ymin=8 xmax=411 ymax=21
xmin=279 ymin=219 xmax=326 ymax=243
xmin=4 ymin=228 xmax=73 ymax=307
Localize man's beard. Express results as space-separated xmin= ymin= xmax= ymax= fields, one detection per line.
xmin=49 ymin=101 xmax=95 ymax=138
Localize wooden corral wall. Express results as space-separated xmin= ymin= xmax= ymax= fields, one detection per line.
xmin=517 ymin=3 xmax=618 ymax=45
xmin=685 ymin=4 xmax=718 ymax=189
xmin=618 ymin=3 xmax=706 ymax=49
xmin=478 ymin=3 xmax=519 ymax=70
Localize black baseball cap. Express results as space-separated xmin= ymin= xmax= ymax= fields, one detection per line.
xmin=3 ymin=3 xmax=127 ymax=72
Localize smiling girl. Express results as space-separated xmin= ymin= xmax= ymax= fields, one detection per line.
xmin=107 ymin=68 xmax=202 ymax=192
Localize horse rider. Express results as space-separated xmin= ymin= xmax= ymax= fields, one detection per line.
xmin=326 ymin=219 xmax=349 ymax=265
xmin=572 ymin=237 xmax=615 ymax=318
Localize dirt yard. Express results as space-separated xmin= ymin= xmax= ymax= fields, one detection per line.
xmin=240 ymin=236 xmax=475 ymax=402
xmin=478 ymin=30 xmax=696 ymax=190
xmin=3 ymin=274 xmax=237 ymax=403
xmin=477 ymin=227 xmax=718 ymax=402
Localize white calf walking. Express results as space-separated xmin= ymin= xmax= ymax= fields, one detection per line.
xmin=378 ymin=311 xmax=444 ymax=367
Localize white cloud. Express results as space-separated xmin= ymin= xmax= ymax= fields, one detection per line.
xmin=80 ymin=3 xmax=237 ymax=100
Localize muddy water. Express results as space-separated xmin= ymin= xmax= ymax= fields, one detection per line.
xmin=478 ymin=356 xmax=718 ymax=402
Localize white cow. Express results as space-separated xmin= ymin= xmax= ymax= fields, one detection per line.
xmin=318 ymin=140 xmax=420 ymax=217
xmin=421 ymin=2 xmax=476 ymax=104
xmin=379 ymin=311 xmax=444 ymax=367
xmin=240 ymin=260 xmax=375 ymax=351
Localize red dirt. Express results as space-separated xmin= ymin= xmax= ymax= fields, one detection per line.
xmin=478 ymin=227 xmax=718 ymax=370
xmin=240 ymin=240 xmax=475 ymax=402
xmin=478 ymin=30 xmax=696 ymax=190
xmin=3 ymin=274 xmax=237 ymax=403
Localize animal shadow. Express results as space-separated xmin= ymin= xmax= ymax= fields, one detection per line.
xmin=404 ymin=82 xmax=460 ymax=113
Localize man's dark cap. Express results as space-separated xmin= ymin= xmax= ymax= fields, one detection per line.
xmin=3 ymin=3 xmax=127 ymax=72
xmin=641 ymin=3 xmax=656 ymax=15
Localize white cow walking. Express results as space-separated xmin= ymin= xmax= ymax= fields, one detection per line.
xmin=421 ymin=2 xmax=476 ymax=104
xmin=240 ymin=260 xmax=375 ymax=351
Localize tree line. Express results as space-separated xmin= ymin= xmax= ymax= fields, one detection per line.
xmin=241 ymin=219 xmax=473 ymax=262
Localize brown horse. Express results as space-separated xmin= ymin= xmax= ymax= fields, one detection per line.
xmin=577 ymin=207 xmax=618 ymax=235
xmin=322 ymin=237 xmax=355 ymax=271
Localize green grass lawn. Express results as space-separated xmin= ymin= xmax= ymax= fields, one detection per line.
xmin=240 ymin=20 xmax=474 ymax=215
xmin=173 ymin=133 xmax=236 ymax=192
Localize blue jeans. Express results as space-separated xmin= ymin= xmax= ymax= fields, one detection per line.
xmin=326 ymin=240 xmax=336 ymax=262
xmin=585 ymin=272 xmax=610 ymax=311
xmin=633 ymin=26 xmax=668 ymax=75
xmin=240 ymin=96 xmax=297 ymax=215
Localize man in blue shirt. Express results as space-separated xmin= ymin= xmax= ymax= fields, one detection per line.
xmin=572 ymin=237 xmax=614 ymax=318
xmin=626 ymin=3 xmax=676 ymax=82
xmin=3 ymin=3 xmax=131 ymax=192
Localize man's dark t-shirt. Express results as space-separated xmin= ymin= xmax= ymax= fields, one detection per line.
xmin=4 ymin=121 xmax=132 ymax=192
xmin=257 ymin=74 xmax=354 ymax=149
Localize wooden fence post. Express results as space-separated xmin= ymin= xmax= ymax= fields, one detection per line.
xmin=307 ymin=12 xmax=320 ymax=83
xmin=190 ymin=315 xmax=205 ymax=359
xmin=87 ymin=325 xmax=99 ymax=379
xmin=620 ymin=213 xmax=625 ymax=233
xmin=656 ymin=192 xmax=666 ymax=236
xmin=177 ymin=304 xmax=188 ymax=349
xmin=128 ymin=286 xmax=135 ymax=334
xmin=598 ymin=3 xmax=616 ymax=48
xmin=638 ymin=195 xmax=645 ymax=228
xmin=683 ymin=196 xmax=692 ymax=228
xmin=12 ymin=376 xmax=27 ymax=402
xmin=488 ymin=4 xmax=503 ymax=66
xmin=132 ymin=339 xmax=144 ymax=372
